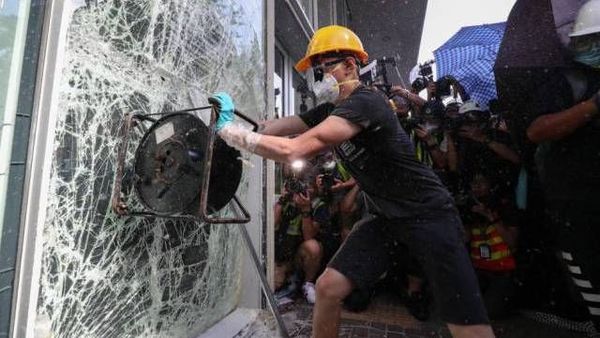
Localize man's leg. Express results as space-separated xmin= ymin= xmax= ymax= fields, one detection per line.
xmin=312 ymin=268 xmax=353 ymax=338
xmin=403 ymin=211 xmax=494 ymax=338
xmin=313 ymin=215 xmax=390 ymax=338
xmin=298 ymin=239 xmax=323 ymax=282
xmin=274 ymin=262 xmax=288 ymax=290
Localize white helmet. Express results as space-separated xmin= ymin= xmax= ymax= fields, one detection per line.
xmin=459 ymin=100 xmax=487 ymax=114
xmin=570 ymin=0 xmax=600 ymax=37
xmin=443 ymin=97 xmax=461 ymax=107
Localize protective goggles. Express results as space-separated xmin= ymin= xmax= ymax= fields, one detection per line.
xmin=305 ymin=58 xmax=345 ymax=90
xmin=571 ymin=34 xmax=600 ymax=53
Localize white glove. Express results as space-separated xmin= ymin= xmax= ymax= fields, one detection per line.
xmin=217 ymin=123 xmax=262 ymax=153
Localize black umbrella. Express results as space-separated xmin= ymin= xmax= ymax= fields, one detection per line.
xmin=492 ymin=0 xmax=584 ymax=165
xmin=495 ymin=0 xmax=566 ymax=71
xmin=494 ymin=0 xmax=586 ymax=113
xmin=494 ymin=1 xmax=578 ymax=128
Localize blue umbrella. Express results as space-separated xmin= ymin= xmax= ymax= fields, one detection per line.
xmin=434 ymin=22 xmax=506 ymax=105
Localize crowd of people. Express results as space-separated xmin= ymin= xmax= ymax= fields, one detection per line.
xmin=212 ymin=2 xmax=600 ymax=336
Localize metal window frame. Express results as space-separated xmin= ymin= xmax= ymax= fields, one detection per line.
xmin=333 ymin=0 xmax=348 ymax=26
xmin=291 ymin=0 xmax=317 ymax=30
xmin=10 ymin=0 xmax=72 ymax=337
xmin=263 ymin=0 xmax=276 ymax=296
xmin=283 ymin=0 xmax=314 ymax=41
xmin=317 ymin=0 xmax=334 ymax=28
xmin=239 ymin=0 xmax=275 ymax=309
xmin=0 ymin=0 xmax=33 ymax=249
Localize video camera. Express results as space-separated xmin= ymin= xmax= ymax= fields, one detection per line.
xmin=359 ymin=56 xmax=403 ymax=97
xmin=401 ymin=116 xmax=425 ymax=131
xmin=401 ymin=99 xmax=445 ymax=132
xmin=321 ymin=159 xmax=338 ymax=188
xmin=284 ymin=177 xmax=307 ymax=195
xmin=411 ymin=61 xmax=453 ymax=99
xmin=443 ymin=109 xmax=492 ymax=135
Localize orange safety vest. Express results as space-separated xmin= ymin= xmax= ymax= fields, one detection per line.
xmin=470 ymin=223 xmax=516 ymax=272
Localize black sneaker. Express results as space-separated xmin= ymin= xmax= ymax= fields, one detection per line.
xmin=406 ymin=291 xmax=430 ymax=321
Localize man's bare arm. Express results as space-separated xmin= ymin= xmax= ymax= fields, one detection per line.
xmin=253 ymin=116 xmax=361 ymax=163
xmin=258 ymin=115 xmax=310 ymax=136
xmin=390 ymin=85 xmax=426 ymax=108
xmin=527 ymin=98 xmax=599 ymax=143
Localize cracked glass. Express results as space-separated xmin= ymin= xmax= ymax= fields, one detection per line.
xmin=34 ymin=0 xmax=265 ymax=337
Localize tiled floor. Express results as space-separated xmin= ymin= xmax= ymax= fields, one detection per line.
xmin=264 ymin=294 xmax=594 ymax=338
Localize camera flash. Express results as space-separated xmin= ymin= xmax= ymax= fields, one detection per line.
xmin=291 ymin=160 xmax=305 ymax=171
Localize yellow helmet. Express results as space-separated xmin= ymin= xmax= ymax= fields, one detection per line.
xmin=295 ymin=25 xmax=369 ymax=72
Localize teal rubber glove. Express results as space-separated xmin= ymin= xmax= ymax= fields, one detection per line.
xmin=210 ymin=92 xmax=235 ymax=131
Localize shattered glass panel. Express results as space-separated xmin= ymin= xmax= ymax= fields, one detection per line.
xmin=35 ymin=0 xmax=265 ymax=337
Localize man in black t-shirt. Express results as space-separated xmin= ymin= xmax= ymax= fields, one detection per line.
xmin=211 ymin=25 xmax=493 ymax=338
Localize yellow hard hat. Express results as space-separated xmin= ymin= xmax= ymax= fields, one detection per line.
xmin=295 ymin=25 xmax=369 ymax=72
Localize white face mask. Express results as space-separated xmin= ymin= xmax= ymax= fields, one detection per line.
xmin=424 ymin=122 xmax=440 ymax=132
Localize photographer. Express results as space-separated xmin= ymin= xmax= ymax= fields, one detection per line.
xmin=390 ymin=85 xmax=427 ymax=117
xmin=447 ymin=100 xmax=520 ymax=198
xmin=275 ymin=173 xmax=335 ymax=305
xmin=387 ymin=88 xmax=449 ymax=170
xmin=426 ymin=75 xmax=470 ymax=103
xmin=311 ymin=152 xmax=357 ymax=199
xmin=463 ymin=173 xmax=519 ymax=319
xmin=273 ymin=176 xmax=307 ymax=293
xmin=409 ymin=60 xmax=469 ymax=103
xmin=411 ymin=100 xmax=449 ymax=170
xmin=292 ymin=171 xmax=344 ymax=305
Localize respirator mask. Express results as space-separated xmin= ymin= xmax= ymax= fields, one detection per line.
xmin=571 ymin=35 xmax=600 ymax=69
xmin=306 ymin=58 xmax=358 ymax=104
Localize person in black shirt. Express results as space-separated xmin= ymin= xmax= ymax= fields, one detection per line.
xmin=448 ymin=100 xmax=521 ymax=200
xmin=211 ymin=25 xmax=493 ymax=338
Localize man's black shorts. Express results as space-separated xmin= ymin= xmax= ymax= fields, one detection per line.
xmin=328 ymin=208 xmax=490 ymax=325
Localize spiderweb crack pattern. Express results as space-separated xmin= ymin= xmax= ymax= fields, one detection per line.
xmin=36 ymin=1 xmax=265 ymax=337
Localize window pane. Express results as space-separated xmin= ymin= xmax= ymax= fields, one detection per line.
xmin=293 ymin=70 xmax=313 ymax=115
xmin=336 ymin=0 xmax=346 ymax=25
xmin=318 ymin=0 xmax=332 ymax=27
xmin=32 ymin=1 xmax=267 ymax=337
